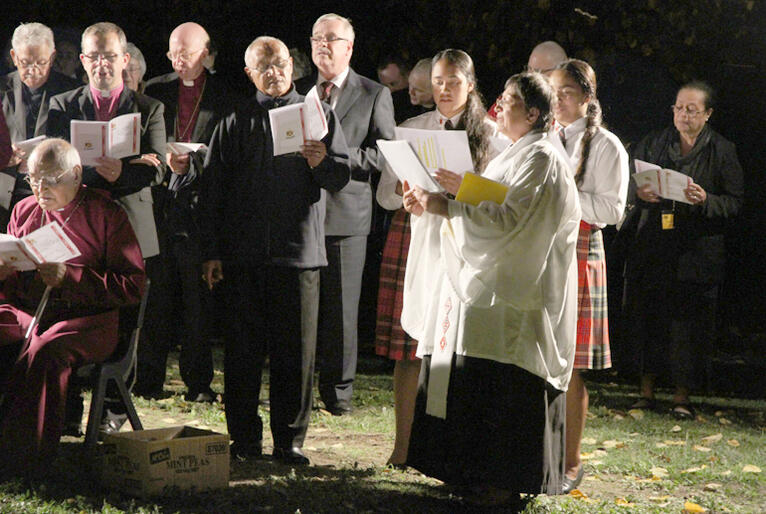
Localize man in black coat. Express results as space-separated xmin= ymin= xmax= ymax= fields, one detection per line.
xmin=200 ymin=36 xmax=349 ymax=465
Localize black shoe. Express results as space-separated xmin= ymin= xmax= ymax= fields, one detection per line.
xmin=230 ymin=441 xmax=263 ymax=461
xmin=273 ymin=446 xmax=310 ymax=465
xmin=185 ymin=389 xmax=218 ymax=403
xmin=134 ymin=388 xmax=170 ymax=400
xmin=561 ymin=465 xmax=584 ymax=494
xmin=324 ymin=400 xmax=352 ymax=416
xmin=671 ymin=403 xmax=696 ymax=420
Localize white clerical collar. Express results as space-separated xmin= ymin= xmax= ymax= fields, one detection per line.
xmin=182 ymin=80 xmax=195 ymax=87
xmin=318 ymin=67 xmax=350 ymax=90
xmin=436 ymin=108 xmax=464 ymax=127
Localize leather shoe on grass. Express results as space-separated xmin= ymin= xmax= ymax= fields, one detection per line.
xmin=273 ymin=446 xmax=310 ymax=465
xmin=324 ymin=400 xmax=352 ymax=416
xmin=230 ymin=441 xmax=263 ymax=461
xmin=561 ymin=464 xmax=584 ymax=494
xmin=185 ymin=390 xmax=218 ymax=403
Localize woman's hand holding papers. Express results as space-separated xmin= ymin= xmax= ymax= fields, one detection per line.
xmin=301 ymin=140 xmax=326 ymax=169
xmin=403 ymin=180 xmax=448 ymax=218
xmin=636 ymin=183 xmax=660 ymax=203
xmin=434 ymin=168 xmax=463 ymax=195
xmin=684 ymin=181 xmax=707 ymax=205
xmin=166 ymin=152 xmax=191 ymax=175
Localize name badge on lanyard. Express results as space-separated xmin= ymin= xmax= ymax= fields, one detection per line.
xmin=661 ymin=201 xmax=675 ymax=230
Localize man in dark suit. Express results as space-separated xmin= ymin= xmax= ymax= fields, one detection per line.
xmin=200 ymin=36 xmax=349 ymax=464
xmin=296 ymin=13 xmax=395 ymax=415
xmin=1 ymin=22 xmax=79 ymax=229
xmin=46 ymin=21 xmax=165 ymax=434
xmin=136 ymin=22 xmax=237 ymax=403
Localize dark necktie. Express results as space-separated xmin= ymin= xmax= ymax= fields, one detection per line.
xmin=559 ymin=128 xmax=567 ymax=148
xmin=444 ymin=119 xmax=455 ymax=130
xmin=321 ymin=81 xmax=335 ymax=102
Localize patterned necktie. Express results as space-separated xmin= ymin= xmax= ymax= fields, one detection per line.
xmin=321 ymin=81 xmax=335 ymax=102
xmin=559 ymin=127 xmax=567 ymax=148
xmin=444 ymin=119 xmax=455 ymax=130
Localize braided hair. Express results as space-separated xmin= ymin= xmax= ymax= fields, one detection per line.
xmin=431 ymin=49 xmax=491 ymax=173
xmin=555 ymin=59 xmax=602 ymax=187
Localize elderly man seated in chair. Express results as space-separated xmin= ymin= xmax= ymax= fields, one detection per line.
xmin=0 ymin=138 xmax=145 ymax=477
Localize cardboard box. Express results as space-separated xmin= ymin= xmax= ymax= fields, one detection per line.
xmin=102 ymin=426 xmax=229 ymax=497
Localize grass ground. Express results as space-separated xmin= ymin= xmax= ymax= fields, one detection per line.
xmin=0 ymin=349 xmax=763 ymax=513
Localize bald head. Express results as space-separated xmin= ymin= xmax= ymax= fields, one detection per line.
xmin=168 ymin=22 xmax=210 ymax=82
xmin=245 ymin=36 xmax=293 ymax=97
xmin=527 ymin=41 xmax=567 ymax=76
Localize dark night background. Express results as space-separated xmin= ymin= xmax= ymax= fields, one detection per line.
xmin=1 ymin=1 xmax=764 ymax=382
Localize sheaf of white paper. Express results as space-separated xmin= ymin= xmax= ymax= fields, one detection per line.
xmin=107 ymin=113 xmax=141 ymax=160
xmin=0 ymin=174 xmax=15 ymax=210
xmin=167 ymin=142 xmax=206 ymax=155
xmin=633 ymin=159 xmax=692 ymax=204
xmin=71 ymin=120 xmax=107 ymax=166
xmin=661 ymin=169 xmax=693 ymax=204
xmin=21 ymin=222 xmax=82 ymax=264
xmin=394 ymin=126 xmax=474 ymax=174
xmin=303 ymin=86 xmax=329 ymax=141
xmin=377 ymin=139 xmax=444 ymax=193
xmin=269 ymin=103 xmax=305 ymax=156
xmin=0 ymin=233 xmax=37 ymax=270
xmin=15 ymin=135 xmax=47 ymax=155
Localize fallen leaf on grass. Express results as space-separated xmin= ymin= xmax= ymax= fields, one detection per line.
xmin=650 ymin=466 xmax=668 ymax=478
xmin=304 ymin=446 xmax=317 ymax=451
xmin=681 ymin=465 xmax=707 ymax=474
xmin=700 ymin=433 xmax=722 ymax=444
xmin=719 ymin=417 xmax=732 ymax=425
xmin=589 ymin=460 xmax=603 ymax=465
xmin=582 ymin=437 xmax=596 ymax=445
xmin=569 ymin=489 xmax=587 ymax=499
xmin=671 ymin=425 xmax=682 ymax=432
xmin=683 ymin=501 xmax=707 ymax=512
xmin=649 ymin=495 xmax=671 ymax=502
xmin=719 ymin=470 xmax=732 ymax=476
xmin=742 ymin=464 xmax=761 ymax=473
xmin=613 ymin=414 xmax=624 ymax=420
xmin=693 ymin=445 xmax=712 ymax=452
xmin=615 ymin=497 xmax=635 ymax=506
xmin=703 ymin=483 xmax=721 ymax=491
xmin=714 ymin=410 xmax=724 ymax=417
xmin=655 ymin=442 xmax=668 ymax=448
xmin=602 ymin=440 xmax=624 ymax=449
xmin=727 ymin=439 xmax=740 ymax=447
xmin=629 ymin=432 xmax=640 ymax=437
xmin=330 ymin=443 xmax=344 ymax=449
xmin=663 ymin=439 xmax=686 ymax=446
xmin=628 ymin=409 xmax=644 ymax=420
xmin=580 ymin=449 xmax=607 ymax=460
xmin=161 ymin=417 xmax=177 ymax=424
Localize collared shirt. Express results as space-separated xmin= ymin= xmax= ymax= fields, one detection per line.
xmin=176 ymin=72 xmax=206 ymax=142
xmin=316 ymin=67 xmax=350 ymax=110
xmin=436 ymin=108 xmax=464 ymax=129
xmin=21 ymin=84 xmax=44 ymax=140
xmin=89 ymin=83 xmax=124 ymax=121
xmin=550 ymin=117 xmax=629 ymax=227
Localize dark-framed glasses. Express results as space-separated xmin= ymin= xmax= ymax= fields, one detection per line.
xmin=309 ymin=35 xmax=349 ymax=45
xmin=82 ymin=52 xmax=121 ymax=63
xmin=24 ymin=168 xmax=75 ymax=188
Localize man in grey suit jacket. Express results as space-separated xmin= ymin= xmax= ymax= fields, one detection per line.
xmin=0 ymin=22 xmax=79 ymax=229
xmin=297 ymin=13 xmax=395 ymax=414
xmin=47 ymin=22 xmax=165 ymax=260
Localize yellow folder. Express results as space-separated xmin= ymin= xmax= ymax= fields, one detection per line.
xmin=455 ymin=172 xmax=509 ymax=206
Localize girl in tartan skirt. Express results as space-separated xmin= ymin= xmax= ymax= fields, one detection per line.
xmin=548 ymin=59 xmax=629 ymax=492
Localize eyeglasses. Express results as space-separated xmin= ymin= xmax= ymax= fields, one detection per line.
xmin=524 ymin=64 xmax=556 ymax=75
xmin=251 ymin=59 xmax=290 ymax=74
xmin=24 ymin=168 xmax=75 ymax=189
xmin=310 ymin=35 xmax=349 ymax=45
xmin=18 ymin=58 xmax=52 ymax=69
xmin=82 ymin=53 xmax=121 ymax=63
xmin=671 ymin=105 xmax=705 ymax=117
xmin=166 ymin=48 xmax=205 ymax=63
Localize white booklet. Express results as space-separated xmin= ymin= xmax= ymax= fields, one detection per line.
xmin=377 ymin=139 xmax=444 ymax=193
xmin=167 ymin=142 xmax=206 ymax=155
xmin=71 ymin=113 xmax=141 ymax=166
xmin=268 ymin=88 xmax=329 ymax=156
xmin=633 ymin=159 xmax=693 ymax=204
xmin=0 ymin=221 xmax=82 ymax=271
xmin=394 ymin=126 xmax=474 ymax=174
xmin=14 ymin=135 xmax=47 ymax=155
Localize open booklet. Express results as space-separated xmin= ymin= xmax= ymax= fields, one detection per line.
xmin=166 ymin=142 xmax=206 ymax=155
xmin=633 ymin=159 xmax=693 ymax=204
xmin=377 ymin=140 xmax=444 ymax=193
xmin=71 ymin=112 xmax=141 ymax=166
xmin=14 ymin=135 xmax=48 ymax=155
xmin=0 ymin=221 xmax=81 ymax=271
xmin=393 ymin=126 xmax=474 ymax=174
xmin=268 ymin=86 xmax=329 ymax=156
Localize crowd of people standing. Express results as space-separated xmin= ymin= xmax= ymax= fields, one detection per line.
xmin=0 ymin=12 xmax=744 ymax=506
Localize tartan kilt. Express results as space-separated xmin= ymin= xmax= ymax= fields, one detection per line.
xmin=574 ymin=220 xmax=611 ymax=369
xmin=375 ymin=208 xmax=419 ymax=361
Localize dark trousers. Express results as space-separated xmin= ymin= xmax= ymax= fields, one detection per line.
xmin=316 ymin=235 xmax=366 ymax=405
xmin=136 ymin=237 xmax=212 ymax=395
xmin=224 ymin=264 xmax=319 ymax=450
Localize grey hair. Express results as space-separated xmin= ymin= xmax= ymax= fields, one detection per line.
xmin=125 ymin=42 xmax=146 ymax=78
xmin=312 ymin=13 xmax=355 ymax=43
xmin=81 ymin=22 xmax=127 ymax=54
xmin=410 ymin=58 xmax=431 ymax=78
xmin=12 ymin=23 xmax=55 ymax=52
xmin=28 ymin=138 xmax=82 ymax=186
xmin=244 ymin=36 xmax=287 ymax=67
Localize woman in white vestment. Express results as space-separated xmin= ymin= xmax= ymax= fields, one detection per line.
xmin=375 ymin=49 xmax=493 ymax=466
xmin=401 ymin=72 xmax=580 ymax=505
xmin=548 ymin=59 xmax=629 ymax=493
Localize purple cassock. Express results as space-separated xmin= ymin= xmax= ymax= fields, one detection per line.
xmin=0 ymin=186 xmax=145 ymax=474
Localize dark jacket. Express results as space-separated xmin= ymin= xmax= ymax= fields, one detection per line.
xmin=200 ymin=86 xmax=350 ymax=268
xmin=625 ymin=125 xmax=744 ymax=284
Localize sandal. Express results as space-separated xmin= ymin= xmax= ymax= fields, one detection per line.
xmin=671 ymin=403 xmax=696 ymax=420
xmin=630 ymin=397 xmax=656 ymax=410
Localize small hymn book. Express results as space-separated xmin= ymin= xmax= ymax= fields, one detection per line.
xmin=71 ymin=113 xmax=141 ymax=166
xmin=633 ymin=159 xmax=693 ymax=204
xmin=268 ymin=86 xmax=329 ymax=156
xmin=0 ymin=222 xmax=81 ymax=271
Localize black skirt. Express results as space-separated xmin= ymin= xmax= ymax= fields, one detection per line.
xmin=407 ymin=354 xmax=565 ymax=494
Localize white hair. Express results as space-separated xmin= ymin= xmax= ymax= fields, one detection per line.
xmin=244 ymin=36 xmax=287 ymax=67
xmin=126 ymin=42 xmax=146 ymax=78
xmin=12 ymin=22 xmax=55 ymax=52
xmin=28 ymin=138 xmax=81 ymax=182
xmin=312 ymin=13 xmax=355 ymax=43
xmin=410 ymin=58 xmax=432 ymax=78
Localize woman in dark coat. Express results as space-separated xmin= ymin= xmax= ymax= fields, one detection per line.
xmin=624 ymin=81 xmax=743 ymax=419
